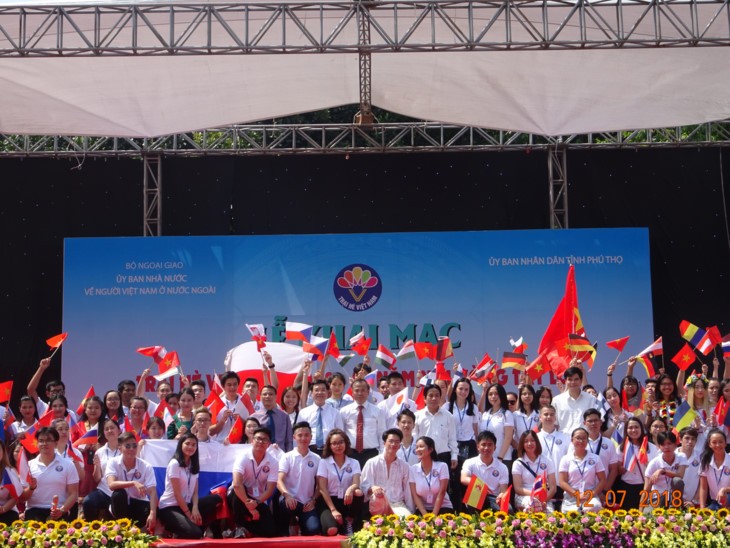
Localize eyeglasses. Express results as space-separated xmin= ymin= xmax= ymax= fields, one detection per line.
xmin=37 ymin=438 xmax=53 ymax=445
xmin=195 ymin=417 xmax=211 ymax=423
xmin=507 ymin=400 xmax=518 ymax=405
xmin=330 ymin=440 xmax=346 ymax=446
xmin=252 ymin=437 xmax=270 ymax=443
xmin=123 ymin=443 xmax=138 ymax=450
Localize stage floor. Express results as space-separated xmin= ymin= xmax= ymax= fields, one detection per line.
xmin=155 ymin=536 xmax=350 ymax=548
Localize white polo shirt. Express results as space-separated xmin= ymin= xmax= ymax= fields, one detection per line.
xmin=233 ymin=450 xmax=279 ymax=499
xmin=278 ymin=449 xmax=320 ymax=505
xmin=568 ymin=435 xmax=619 ymax=475
xmin=317 ymin=456 xmax=361 ymax=498
xmin=645 ymin=452 xmax=688 ymax=496
xmin=158 ymin=460 xmax=197 ymax=509
xmin=537 ymin=430 xmax=570 ymax=473
xmin=559 ymin=453 xmax=605 ymax=507
xmin=699 ymin=453 xmax=730 ymax=501
xmin=105 ymin=455 xmax=156 ymax=501
xmin=677 ymin=448 xmax=702 ymax=503
xmin=409 ymin=461 xmax=452 ymax=510
xmin=461 ymin=455 xmax=509 ymax=495
xmin=94 ymin=444 xmax=121 ymax=496
xmin=551 ymin=391 xmax=598 ymax=435
xmin=27 ymin=454 xmax=79 ymax=509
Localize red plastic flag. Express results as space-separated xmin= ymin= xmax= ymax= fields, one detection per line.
xmin=500 ymin=484 xmax=512 ymax=513
xmin=351 ymin=337 xmax=372 ymax=356
xmin=20 ymin=436 xmax=39 ymax=455
xmin=0 ymin=381 xmax=12 ymax=404
xmin=241 ymin=392 xmax=256 ymax=415
xmin=227 ymin=416 xmax=244 ymax=444
xmin=124 ymin=417 xmax=141 ymax=442
xmin=46 ymin=332 xmax=68 ymax=349
xmin=637 ymin=436 xmax=649 ymax=465
xmin=136 ymin=346 xmax=168 ymax=364
xmin=154 ymin=351 xmax=181 ymax=381
xmin=606 ymin=336 xmax=630 ymax=353
xmin=75 ymin=386 xmax=95 ymax=417
xmin=707 ymin=326 xmax=723 ymax=346
xmin=435 ymin=361 xmax=451 ymax=381
xmin=326 ymin=332 xmax=341 ymax=358
xmin=205 ymin=391 xmax=224 ymax=418
xmin=153 ymin=398 xmax=171 ymax=419
xmin=526 ymin=349 xmax=550 ymax=382
xmin=414 ymin=342 xmax=437 ymax=360
xmin=671 ymin=343 xmax=696 ymax=371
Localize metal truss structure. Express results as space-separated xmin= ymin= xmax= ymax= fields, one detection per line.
xmin=143 ymin=154 xmax=162 ymax=236
xmin=1 ymin=0 xmax=729 ymax=56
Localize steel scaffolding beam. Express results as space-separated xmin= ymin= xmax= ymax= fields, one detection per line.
xmin=143 ymin=154 xmax=162 ymax=236
xmin=548 ymin=144 xmax=568 ymax=228
xmin=1 ymin=0 xmax=729 ymax=56
xmin=2 ymin=120 xmax=730 ymax=157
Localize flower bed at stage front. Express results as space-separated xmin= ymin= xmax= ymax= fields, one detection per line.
xmin=351 ymin=507 xmax=730 ymax=547
xmin=0 ymin=518 xmax=157 ymax=548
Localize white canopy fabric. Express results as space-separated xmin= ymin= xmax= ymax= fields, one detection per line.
xmin=1 ymin=0 xmax=729 ymax=137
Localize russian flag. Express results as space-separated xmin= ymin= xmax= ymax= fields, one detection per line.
xmin=139 ymin=440 xmax=248 ymax=497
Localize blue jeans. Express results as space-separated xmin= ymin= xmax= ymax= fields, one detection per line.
xmin=276 ymin=498 xmax=321 ymax=536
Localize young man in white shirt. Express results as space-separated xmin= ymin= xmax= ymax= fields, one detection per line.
xmin=106 ymin=431 xmax=157 ymax=531
xmin=378 ymin=372 xmax=416 ymax=428
xmin=298 ymin=380 xmax=344 ymax=454
xmin=569 ymin=409 xmax=619 ymax=501
xmin=414 ymin=385 xmax=458 ymax=470
xmin=644 ymin=431 xmax=687 ymax=510
xmin=210 ymin=371 xmax=249 ymax=442
xmin=676 ymin=427 xmax=702 ymax=507
xmin=276 ymin=422 xmax=321 ymax=536
xmin=230 ymin=427 xmax=278 ymax=537
xmin=361 ymin=428 xmax=413 ymax=517
xmin=551 ymin=366 xmax=598 ymax=435
xmin=460 ymin=430 xmax=510 ymax=512
xmin=24 ymin=427 xmax=79 ymax=522
xmin=341 ymin=379 xmax=386 ymax=468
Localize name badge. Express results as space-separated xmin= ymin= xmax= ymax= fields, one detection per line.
xmin=426 ymin=492 xmax=433 ymax=505
xmin=252 ymin=486 xmax=260 ymax=498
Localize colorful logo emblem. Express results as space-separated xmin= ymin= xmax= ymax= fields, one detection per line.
xmin=333 ymin=264 xmax=382 ymax=312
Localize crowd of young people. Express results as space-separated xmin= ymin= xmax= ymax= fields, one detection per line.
xmin=1 ymin=350 xmax=729 ymax=538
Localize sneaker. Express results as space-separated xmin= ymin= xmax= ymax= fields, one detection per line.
xmin=233 ymin=527 xmax=247 ymax=539
xmin=345 ymin=519 xmax=354 ymax=536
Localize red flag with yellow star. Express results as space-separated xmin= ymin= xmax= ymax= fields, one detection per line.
xmin=0 ymin=381 xmax=12 ymax=404
xmin=526 ymin=349 xmax=550 ymax=381
xmin=227 ymin=415 xmax=244 ymax=444
xmin=671 ymin=343 xmax=696 ymax=371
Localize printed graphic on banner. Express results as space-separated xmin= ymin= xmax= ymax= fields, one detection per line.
xmin=61 ymin=229 xmax=653 ymax=406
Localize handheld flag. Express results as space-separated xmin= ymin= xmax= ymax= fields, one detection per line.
xmin=679 ymin=320 xmax=707 ymax=347
xmin=510 ymin=337 xmax=528 ymax=354
xmin=20 ymin=435 xmax=39 ymax=455
xmin=154 ymin=351 xmax=182 ymax=381
xmin=75 ymin=386 xmax=95 ymax=417
xmin=46 ymin=332 xmax=68 ymax=349
xmin=526 ymin=349 xmax=550 ymax=381
xmin=501 ymin=352 xmax=526 ymax=370
xmin=672 ymin=400 xmax=699 ymax=431
xmin=16 ymin=445 xmax=32 ymax=482
xmin=383 ymin=387 xmax=409 ymax=415
xmin=285 ymin=322 xmax=313 ymax=343
xmin=1 ymin=470 xmax=18 ymax=500
xmin=606 ymin=337 xmax=630 ymax=353
xmin=530 ymin=472 xmax=548 ymax=504
xmin=72 ymin=429 xmax=99 ymax=448
xmin=462 ymin=475 xmax=489 ymax=509
xmin=350 ymin=336 xmax=372 ymax=356
xmin=637 ymin=436 xmax=649 ymax=466
xmin=414 ymin=342 xmax=437 ymax=360
xmin=435 ymin=362 xmax=451 ymax=381
xmin=302 ymin=335 xmax=329 ymax=359
xmin=0 ymin=381 xmax=12 ymax=404
xmin=335 ymin=353 xmax=356 ymax=367
xmin=245 ymin=324 xmax=267 ymax=350
xmin=241 ymin=392 xmax=256 ymax=415
xmin=500 ymin=485 xmax=512 ymax=513
xmin=375 ymin=345 xmax=398 ymax=370
xmin=435 ymin=337 xmax=454 ymax=361
xmin=671 ymin=343 xmax=696 ymax=371
xmin=136 ymin=346 xmax=168 ymax=364
xmin=326 ymin=332 xmax=341 ymax=358
xmin=395 ymin=340 xmax=416 ymax=360
xmin=204 ymin=391 xmax=225 ymax=418
xmin=227 ymin=416 xmax=244 ymax=444
xmin=636 ymin=355 xmax=656 ymax=379
xmin=638 ymin=337 xmax=663 ymax=357
xmin=470 ymin=354 xmax=498 ymax=385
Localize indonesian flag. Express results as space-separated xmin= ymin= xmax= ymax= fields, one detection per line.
xmin=46 ymin=332 xmax=68 ymax=349
xmin=375 ymin=345 xmax=397 ymax=370
xmin=285 ymin=322 xmax=313 ymax=343
xmin=638 ymin=337 xmax=663 ymax=357
xmin=245 ymin=324 xmax=267 ymax=350
xmin=0 ymin=381 xmax=12 ymax=404
xmin=326 ymin=332 xmax=341 ymax=358
xmin=241 ymin=393 xmax=256 ymax=415
xmin=606 ymin=336 xmax=630 ymax=353
xmin=414 ymin=342 xmax=437 ymax=360
xmin=154 ymin=351 xmax=182 ymax=381
xmin=396 ymin=340 xmax=416 ymax=360
xmin=75 ymin=386 xmax=95 ymax=417
xmin=462 ymin=475 xmax=489 ymax=509
xmin=435 ymin=337 xmax=454 ymax=361
xmin=136 ymin=345 xmax=168 ymax=364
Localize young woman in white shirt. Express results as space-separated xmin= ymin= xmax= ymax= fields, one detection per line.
xmin=82 ymin=419 xmax=121 ymax=520
xmin=699 ymin=429 xmax=730 ymax=509
xmin=409 ymin=436 xmax=452 ymax=515
xmin=513 ymin=430 xmax=557 ymax=512
xmin=478 ymin=383 xmax=515 ymax=464
xmin=559 ymin=427 xmax=605 ymax=512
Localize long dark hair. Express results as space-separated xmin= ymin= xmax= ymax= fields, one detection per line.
xmin=79 ymin=395 xmax=106 ymax=423
xmin=518 ymin=384 xmax=539 ymax=415
xmin=656 ymin=374 xmax=680 ymax=403
xmin=173 ymin=433 xmax=200 ymax=474
xmin=486 ymin=383 xmax=509 ymax=412
xmin=700 ymin=428 xmax=728 ymax=471
xmin=448 ymin=379 xmax=476 ymax=416
xmin=620 ymin=416 xmax=648 ymax=453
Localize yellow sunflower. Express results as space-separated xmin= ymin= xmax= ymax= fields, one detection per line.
xmin=116 ymin=517 xmax=133 ymax=528
xmin=717 ymin=508 xmax=729 ymax=519
xmin=666 ymin=508 xmax=681 ymax=516
xmin=70 ymin=519 xmax=85 ymax=530
xmin=651 ymin=508 xmax=665 ymax=517
xmin=441 ymin=513 xmax=457 ymax=521
xmin=628 ymin=508 xmax=642 ymax=517
xmin=387 ymin=514 xmax=400 ymax=523
xmin=614 ymin=509 xmax=628 ymax=517
xmin=566 ymin=510 xmax=580 ymax=519
xmin=423 ymin=513 xmax=435 ymax=522
xmin=56 ymin=522 xmax=69 ymax=531
xmin=28 ymin=521 xmax=43 ymax=530
xmin=459 ymin=512 xmax=472 ymax=520
xmin=480 ymin=509 xmax=494 ymax=519
xmin=493 ymin=511 xmax=508 ymax=520
xmin=552 ymin=511 xmax=565 ymax=519
xmin=532 ymin=512 xmax=547 ymax=521
xmin=406 ymin=514 xmax=419 ymax=522
xmin=699 ymin=508 xmax=713 ymax=518
xmin=599 ymin=509 xmax=613 ymax=518
xmin=89 ymin=521 xmax=103 ymax=531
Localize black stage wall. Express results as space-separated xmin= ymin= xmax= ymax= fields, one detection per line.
xmin=1 ymin=148 xmax=728 ymax=404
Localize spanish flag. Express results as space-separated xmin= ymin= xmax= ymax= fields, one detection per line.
xmin=462 ymin=475 xmax=489 ymax=509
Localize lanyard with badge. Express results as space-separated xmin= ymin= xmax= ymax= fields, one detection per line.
xmin=250 ymin=459 xmax=266 ymax=498
xmin=422 ymin=465 xmax=436 ymax=505
xmin=333 ymin=461 xmax=349 ymax=499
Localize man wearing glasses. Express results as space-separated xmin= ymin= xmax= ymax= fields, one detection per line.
xmin=191 ymin=408 xmax=218 ymax=443
xmin=24 ymin=427 xmax=79 ymax=522
xmin=106 ymin=431 xmax=158 ymax=531
xmin=229 ymin=427 xmax=278 ymax=538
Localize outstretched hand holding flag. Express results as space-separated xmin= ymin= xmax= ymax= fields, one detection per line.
xmin=46 ymin=332 xmax=68 ymax=358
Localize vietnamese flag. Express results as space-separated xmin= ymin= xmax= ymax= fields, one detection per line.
xmin=227 ymin=416 xmax=244 ymax=444
xmin=326 ymin=332 xmax=341 ymax=358
xmin=154 ymin=398 xmax=171 ymax=419
xmin=136 ymin=345 xmax=168 ymax=364
xmin=606 ymin=336 xmax=630 ymax=353
xmin=462 ymin=475 xmax=489 ymax=509
xmin=435 ymin=362 xmax=451 ymax=382
xmin=20 ymin=435 xmax=39 ymax=455
xmin=414 ymin=342 xmax=437 ymax=360
xmin=526 ymin=349 xmax=550 ymax=381
xmin=637 ymin=436 xmax=649 ymax=466
xmin=351 ymin=337 xmax=372 ymax=356
xmin=500 ymin=485 xmax=512 ymax=513
xmin=75 ymin=386 xmax=95 ymax=417
xmin=46 ymin=332 xmax=68 ymax=349
xmin=154 ymin=351 xmax=181 ymax=381
xmin=0 ymin=381 xmax=12 ymax=404
xmin=671 ymin=343 xmax=696 ymax=371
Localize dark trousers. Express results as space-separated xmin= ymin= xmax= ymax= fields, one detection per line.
xmin=228 ymin=491 xmax=276 ymax=538
xmin=110 ymin=490 xmax=151 ymax=528
xmin=463 ymin=494 xmax=508 ymax=513
xmin=276 ymin=498 xmax=321 ymax=536
xmin=24 ymin=507 xmax=72 ymax=522
xmin=350 ymin=447 xmax=379 ymax=470
xmin=82 ymin=489 xmax=111 ymax=521
xmin=158 ymin=494 xmax=221 ymax=539
xmin=318 ymin=495 xmax=364 ymax=535
xmin=0 ymin=511 xmax=19 ymax=525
